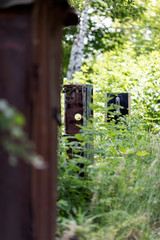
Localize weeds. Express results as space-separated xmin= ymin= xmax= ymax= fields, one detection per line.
xmin=57 ymin=114 xmax=160 ymax=239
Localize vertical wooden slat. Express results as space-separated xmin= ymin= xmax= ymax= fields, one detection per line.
xmin=31 ymin=3 xmax=50 ymax=240
xmin=48 ymin=5 xmax=62 ymax=238
xmin=31 ymin=2 xmax=63 ymax=240
xmin=0 ymin=9 xmax=33 ymax=240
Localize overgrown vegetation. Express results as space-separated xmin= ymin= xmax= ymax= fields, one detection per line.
xmin=58 ymin=113 xmax=160 ymax=239
xmin=57 ymin=48 xmax=160 ymax=240
xmin=0 ymin=100 xmax=44 ymax=168
xmin=57 ymin=0 xmax=160 ymax=239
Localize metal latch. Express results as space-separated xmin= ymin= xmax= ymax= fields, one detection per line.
xmin=116 ymin=96 xmax=120 ymax=114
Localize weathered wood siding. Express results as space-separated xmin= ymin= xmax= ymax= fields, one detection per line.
xmin=0 ymin=7 xmax=33 ymax=240
xmin=0 ymin=1 xmax=77 ymax=240
xmin=31 ymin=2 xmax=62 ymax=240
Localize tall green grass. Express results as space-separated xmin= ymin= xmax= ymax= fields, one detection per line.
xmin=57 ymin=115 xmax=160 ymax=240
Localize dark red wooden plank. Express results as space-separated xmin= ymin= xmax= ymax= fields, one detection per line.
xmin=0 ymin=10 xmax=33 ymax=240
xmin=31 ymin=3 xmax=62 ymax=240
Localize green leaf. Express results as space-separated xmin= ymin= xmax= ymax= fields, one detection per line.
xmin=136 ymin=151 xmax=149 ymax=157
xmin=75 ymin=133 xmax=84 ymax=141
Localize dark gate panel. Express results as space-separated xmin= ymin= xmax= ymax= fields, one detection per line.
xmin=105 ymin=93 xmax=131 ymax=122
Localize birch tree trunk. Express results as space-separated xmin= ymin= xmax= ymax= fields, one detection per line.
xmin=66 ymin=0 xmax=90 ymax=81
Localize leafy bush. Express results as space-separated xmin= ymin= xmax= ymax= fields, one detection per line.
xmin=57 ymin=44 xmax=160 ymax=239
xmin=57 ymin=112 xmax=160 ymax=239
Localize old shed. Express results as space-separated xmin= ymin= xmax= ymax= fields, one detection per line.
xmin=0 ymin=1 xmax=78 ymax=240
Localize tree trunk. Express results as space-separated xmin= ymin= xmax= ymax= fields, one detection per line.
xmin=66 ymin=0 xmax=90 ymax=81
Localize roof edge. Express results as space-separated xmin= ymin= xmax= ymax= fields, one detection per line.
xmin=0 ymin=0 xmax=34 ymax=8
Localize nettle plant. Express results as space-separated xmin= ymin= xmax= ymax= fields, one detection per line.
xmin=58 ymin=105 xmax=160 ymax=239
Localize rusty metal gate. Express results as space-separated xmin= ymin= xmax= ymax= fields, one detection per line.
xmin=63 ymin=85 xmax=93 ymax=135
xmin=62 ymin=85 xmax=93 ymax=161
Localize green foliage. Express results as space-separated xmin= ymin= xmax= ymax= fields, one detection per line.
xmin=70 ymin=45 xmax=160 ymax=129
xmin=58 ymin=134 xmax=92 ymax=216
xmin=57 ymin=113 xmax=160 ymax=239
xmin=90 ymin=0 xmax=145 ymax=21
xmin=0 ymin=100 xmax=44 ymax=168
xmin=58 ymin=43 xmax=160 ymax=240
xmin=62 ymin=0 xmax=145 ymax=79
xmin=69 ymin=0 xmax=84 ymax=12
xmin=59 ymin=1 xmax=160 ymax=239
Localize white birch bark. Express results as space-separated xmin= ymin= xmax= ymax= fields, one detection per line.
xmin=66 ymin=0 xmax=90 ymax=81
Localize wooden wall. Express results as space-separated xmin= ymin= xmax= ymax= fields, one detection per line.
xmin=0 ymin=1 xmax=77 ymax=240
